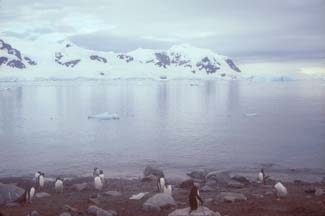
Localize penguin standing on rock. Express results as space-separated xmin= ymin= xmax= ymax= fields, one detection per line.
xmin=35 ymin=171 xmax=45 ymax=188
xmin=189 ymin=184 xmax=203 ymax=212
xmin=93 ymin=168 xmax=100 ymax=177
xmin=157 ymin=174 xmax=166 ymax=193
xmin=15 ymin=187 xmax=35 ymax=204
xmin=99 ymin=170 xmax=105 ymax=183
xmin=94 ymin=175 xmax=104 ymax=190
xmin=258 ymin=169 xmax=269 ymax=184
xmin=54 ymin=177 xmax=64 ymax=193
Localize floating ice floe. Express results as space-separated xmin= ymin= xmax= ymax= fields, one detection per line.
xmin=245 ymin=113 xmax=258 ymax=117
xmin=88 ymin=112 xmax=120 ymax=120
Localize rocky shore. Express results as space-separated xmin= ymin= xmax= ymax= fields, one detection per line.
xmin=1 ymin=167 xmax=325 ymax=216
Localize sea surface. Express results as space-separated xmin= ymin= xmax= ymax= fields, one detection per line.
xmin=0 ymin=80 xmax=324 ymax=180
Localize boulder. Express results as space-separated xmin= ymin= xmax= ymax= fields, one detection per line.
xmin=35 ymin=192 xmax=50 ymax=198
xmin=179 ymin=179 xmax=194 ymax=189
xmin=141 ymin=174 xmax=158 ymax=182
xmin=0 ymin=183 xmax=25 ymax=205
xmin=29 ymin=210 xmax=41 ymax=216
xmin=104 ymin=191 xmax=122 ymax=197
xmin=206 ymin=172 xmax=231 ymax=185
xmin=143 ymin=166 xmax=164 ymax=177
xmin=87 ymin=205 xmax=116 ymax=216
xmin=59 ymin=213 xmax=71 ymax=216
xmin=63 ymin=204 xmax=79 ymax=213
xmin=168 ymin=207 xmax=221 ymax=216
xmin=72 ymin=182 xmax=87 ymax=192
xmin=143 ymin=193 xmax=176 ymax=212
xmin=216 ymin=192 xmax=247 ymax=203
xmin=201 ymin=185 xmax=215 ymax=192
xmin=227 ymin=180 xmax=245 ymax=189
xmin=231 ymin=175 xmax=250 ymax=184
xmin=186 ymin=170 xmax=207 ymax=180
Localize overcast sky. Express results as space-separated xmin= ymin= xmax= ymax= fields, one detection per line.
xmin=0 ymin=0 xmax=325 ymax=62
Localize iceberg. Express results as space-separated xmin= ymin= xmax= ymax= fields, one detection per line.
xmin=88 ymin=112 xmax=120 ymax=120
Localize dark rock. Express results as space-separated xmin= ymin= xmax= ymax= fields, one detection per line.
xmin=24 ymin=57 xmax=37 ymax=65
xmin=0 ymin=183 xmax=25 ymax=205
xmin=206 ymin=171 xmax=231 ymax=185
xmin=227 ymin=180 xmax=245 ymax=188
xmin=231 ymin=175 xmax=250 ymax=184
xmin=0 ymin=39 xmax=22 ymax=60
xmin=201 ymin=185 xmax=215 ymax=192
xmin=141 ymin=174 xmax=158 ymax=182
xmin=196 ymin=57 xmax=220 ymax=74
xmin=0 ymin=57 xmax=8 ymax=65
xmin=187 ymin=170 xmax=207 ymax=180
xmin=117 ymin=54 xmax=133 ymax=63
xmin=7 ymin=60 xmax=26 ymax=69
xmin=155 ymin=52 xmax=170 ymax=68
xmin=90 ymin=55 xmax=107 ymax=63
xmin=143 ymin=165 xmax=164 ymax=177
xmin=179 ymin=179 xmax=194 ymax=188
xmin=143 ymin=193 xmax=176 ymax=212
xmin=305 ymin=188 xmax=316 ymax=194
xmin=103 ymin=191 xmax=122 ymax=197
xmin=63 ymin=59 xmax=80 ymax=68
xmin=225 ymin=58 xmax=241 ymax=72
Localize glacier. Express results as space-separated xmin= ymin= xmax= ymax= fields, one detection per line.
xmin=1 ymin=36 xmax=324 ymax=81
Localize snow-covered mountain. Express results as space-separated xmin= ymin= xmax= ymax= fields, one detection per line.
xmin=0 ymin=37 xmax=242 ymax=80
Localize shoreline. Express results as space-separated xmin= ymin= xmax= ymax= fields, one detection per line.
xmin=1 ymin=168 xmax=324 ymax=216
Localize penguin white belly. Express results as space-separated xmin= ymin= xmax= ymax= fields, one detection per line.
xmin=55 ymin=180 xmax=64 ymax=192
xmin=258 ymin=172 xmax=264 ymax=182
xmin=160 ymin=178 xmax=165 ymax=191
xmin=29 ymin=187 xmax=35 ymax=201
xmin=99 ymin=173 xmax=105 ymax=182
xmin=163 ymin=185 xmax=172 ymax=195
xmin=274 ymin=182 xmax=288 ymax=197
xmin=39 ymin=176 xmax=45 ymax=187
xmin=94 ymin=176 xmax=103 ymax=190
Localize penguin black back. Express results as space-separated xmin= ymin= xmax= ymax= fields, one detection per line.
xmin=189 ymin=184 xmax=203 ymax=211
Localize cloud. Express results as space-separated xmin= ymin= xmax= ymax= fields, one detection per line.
xmin=0 ymin=0 xmax=324 ymax=62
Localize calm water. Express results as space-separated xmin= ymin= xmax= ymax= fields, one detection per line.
xmin=0 ymin=80 xmax=324 ymax=178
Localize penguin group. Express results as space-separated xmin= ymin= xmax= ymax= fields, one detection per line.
xmin=258 ymin=168 xmax=288 ymax=199
xmin=35 ymin=171 xmax=45 ymax=188
xmin=93 ymin=167 xmax=105 ymax=190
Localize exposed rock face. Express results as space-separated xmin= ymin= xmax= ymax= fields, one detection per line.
xmin=196 ymin=57 xmax=220 ymax=74
xmin=90 ymin=55 xmax=107 ymax=63
xmin=117 ymin=54 xmax=134 ymax=63
xmin=225 ymin=59 xmax=241 ymax=72
xmin=187 ymin=170 xmax=207 ymax=180
xmin=143 ymin=193 xmax=176 ymax=212
xmin=0 ymin=39 xmax=37 ymax=69
xmin=7 ymin=60 xmax=26 ymax=69
xmin=155 ymin=52 xmax=171 ymax=68
xmin=55 ymin=52 xmax=80 ymax=68
xmin=0 ymin=183 xmax=25 ymax=205
xmin=168 ymin=207 xmax=221 ymax=216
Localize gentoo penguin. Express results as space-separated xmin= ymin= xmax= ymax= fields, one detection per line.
xmin=163 ymin=185 xmax=172 ymax=196
xmin=54 ymin=177 xmax=64 ymax=193
xmin=15 ymin=187 xmax=35 ymax=204
xmin=94 ymin=175 xmax=104 ymax=190
xmin=258 ymin=169 xmax=268 ymax=184
xmin=35 ymin=171 xmax=45 ymax=188
xmin=189 ymin=184 xmax=203 ymax=211
xmin=274 ymin=182 xmax=288 ymax=199
xmin=157 ymin=174 xmax=165 ymax=193
xmin=99 ymin=170 xmax=105 ymax=183
xmin=93 ymin=168 xmax=100 ymax=177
